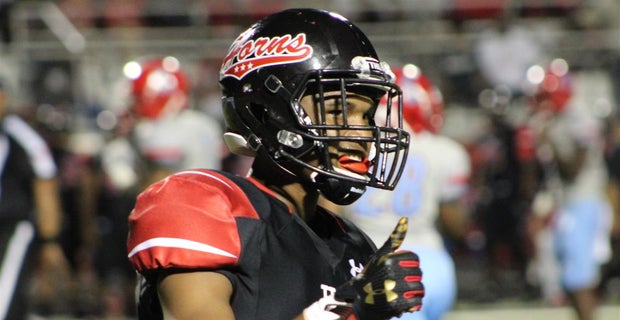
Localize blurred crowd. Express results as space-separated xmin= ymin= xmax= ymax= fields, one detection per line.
xmin=0 ymin=1 xmax=618 ymax=320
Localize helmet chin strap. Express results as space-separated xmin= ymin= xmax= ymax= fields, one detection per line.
xmin=255 ymin=147 xmax=367 ymax=206
xmin=311 ymin=172 xmax=366 ymax=205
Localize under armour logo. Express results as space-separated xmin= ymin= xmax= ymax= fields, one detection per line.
xmin=362 ymin=280 xmax=398 ymax=304
xmin=349 ymin=259 xmax=364 ymax=277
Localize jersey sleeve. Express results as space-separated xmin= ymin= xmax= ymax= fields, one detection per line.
xmin=127 ymin=170 xmax=259 ymax=273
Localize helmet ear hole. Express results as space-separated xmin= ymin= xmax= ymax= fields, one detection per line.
xmin=248 ymin=103 xmax=269 ymax=125
xmin=223 ymin=97 xmax=270 ymax=145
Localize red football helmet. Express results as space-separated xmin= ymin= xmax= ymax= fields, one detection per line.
xmin=526 ymin=58 xmax=573 ymax=113
xmin=125 ymin=56 xmax=190 ymax=119
xmin=394 ymin=64 xmax=444 ymax=133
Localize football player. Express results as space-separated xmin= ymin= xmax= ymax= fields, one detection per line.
xmin=346 ymin=64 xmax=471 ymax=320
xmin=524 ymin=59 xmax=612 ymax=320
xmin=0 ymin=77 xmax=69 ymax=319
xmin=127 ymin=8 xmax=425 ymax=320
xmin=124 ymin=56 xmax=224 ymax=183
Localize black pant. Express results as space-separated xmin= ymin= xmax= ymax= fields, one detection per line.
xmin=0 ymin=221 xmax=35 ymax=320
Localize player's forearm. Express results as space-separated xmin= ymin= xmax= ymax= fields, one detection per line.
xmin=33 ymin=178 xmax=63 ymax=240
xmin=439 ymin=200 xmax=469 ymax=241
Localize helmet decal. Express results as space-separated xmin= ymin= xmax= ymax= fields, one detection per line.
xmin=221 ymin=31 xmax=313 ymax=80
xmin=351 ymin=56 xmax=395 ymax=81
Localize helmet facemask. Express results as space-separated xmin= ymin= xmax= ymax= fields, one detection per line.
xmin=270 ymin=68 xmax=410 ymax=204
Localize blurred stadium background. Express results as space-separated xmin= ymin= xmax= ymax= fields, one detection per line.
xmin=0 ymin=0 xmax=618 ymax=319
xmin=1 ymin=0 xmax=618 ymax=144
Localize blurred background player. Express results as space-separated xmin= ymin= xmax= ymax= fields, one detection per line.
xmin=122 ymin=56 xmax=225 ymax=182
xmin=90 ymin=56 xmax=224 ymax=318
xmin=524 ymin=58 xmax=613 ymax=320
xmin=469 ymin=84 xmax=539 ymax=301
xmin=0 ymin=77 xmax=71 ymax=319
xmin=602 ymin=101 xmax=620 ymax=301
xmin=345 ymin=63 xmax=471 ymax=320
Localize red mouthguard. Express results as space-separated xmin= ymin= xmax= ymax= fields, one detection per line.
xmin=338 ymin=155 xmax=371 ymax=174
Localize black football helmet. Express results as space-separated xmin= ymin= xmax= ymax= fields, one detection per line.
xmin=219 ymin=8 xmax=409 ymax=205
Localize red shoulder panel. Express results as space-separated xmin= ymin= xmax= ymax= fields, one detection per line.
xmin=127 ymin=169 xmax=259 ymax=272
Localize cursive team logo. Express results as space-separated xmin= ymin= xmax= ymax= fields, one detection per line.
xmin=220 ymin=31 xmax=313 ymax=80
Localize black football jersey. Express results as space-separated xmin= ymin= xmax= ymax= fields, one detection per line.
xmin=128 ymin=169 xmax=377 ymax=319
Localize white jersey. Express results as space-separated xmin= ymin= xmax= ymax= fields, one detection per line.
xmin=133 ymin=109 xmax=223 ymax=172
xmin=347 ymin=131 xmax=471 ymax=250
xmin=544 ymin=101 xmax=608 ymax=201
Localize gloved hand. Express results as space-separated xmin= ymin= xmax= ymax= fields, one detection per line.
xmin=304 ymin=217 xmax=424 ymax=320
xmin=335 ymin=217 xmax=424 ymax=319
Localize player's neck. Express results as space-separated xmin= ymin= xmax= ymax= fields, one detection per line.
xmin=284 ymin=182 xmax=319 ymax=221
xmin=257 ymin=178 xmax=319 ymax=221
xmin=250 ymin=156 xmax=319 ymax=220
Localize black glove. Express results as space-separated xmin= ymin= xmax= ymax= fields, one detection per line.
xmin=333 ymin=217 xmax=424 ymax=320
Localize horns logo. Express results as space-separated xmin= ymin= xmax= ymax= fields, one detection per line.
xmin=220 ymin=31 xmax=313 ymax=80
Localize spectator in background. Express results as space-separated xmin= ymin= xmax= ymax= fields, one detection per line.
xmin=57 ymin=0 xmax=96 ymax=29
xmin=346 ymin=64 xmax=471 ymax=320
xmin=100 ymin=0 xmax=144 ymax=28
xmin=90 ymin=56 xmax=224 ymax=318
xmin=0 ymin=78 xmax=71 ymax=319
xmin=524 ymin=59 xmax=612 ymax=320
xmin=474 ymin=8 xmax=542 ymax=98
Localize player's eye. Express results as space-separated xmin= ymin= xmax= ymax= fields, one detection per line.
xmin=324 ymin=97 xmax=344 ymax=114
xmin=327 ymin=109 xmax=343 ymax=117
